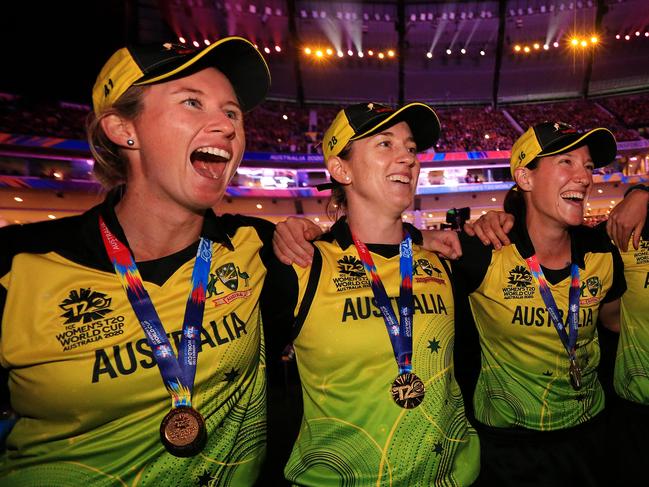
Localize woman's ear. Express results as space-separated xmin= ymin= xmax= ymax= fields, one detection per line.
xmin=326 ymin=155 xmax=351 ymax=185
xmin=514 ymin=166 xmax=532 ymax=191
xmin=100 ymin=113 xmax=137 ymax=149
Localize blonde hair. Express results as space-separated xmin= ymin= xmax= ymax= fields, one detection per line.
xmin=85 ymin=86 xmax=146 ymax=189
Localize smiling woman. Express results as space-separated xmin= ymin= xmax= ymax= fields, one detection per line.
xmin=0 ymin=37 xmax=302 ymax=487
xmin=270 ymin=102 xmax=480 ymax=486
xmin=451 ymin=121 xmax=625 ymax=486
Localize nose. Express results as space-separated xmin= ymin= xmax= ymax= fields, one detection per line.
xmin=573 ymin=163 xmax=592 ymax=186
xmin=396 ymin=144 xmax=417 ymax=167
xmin=205 ymin=110 xmax=236 ymax=139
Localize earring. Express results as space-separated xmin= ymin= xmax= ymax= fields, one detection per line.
xmin=344 ymin=175 xmax=350 ymax=182
xmin=127 ymin=139 xmax=135 ymax=146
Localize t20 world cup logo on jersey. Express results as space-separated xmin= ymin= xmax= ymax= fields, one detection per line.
xmin=59 ymin=288 xmax=113 ymax=324
xmin=207 ymin=262 xmax=253 ymax=306
xmin=57 ymin=288 xmax=125 ymax=352
xmin=502 ymin=265 xmax=535 ymax=299
xmin=333 ymin=255 xmax=369 ymax=292
xmin=634 ymin=238 xmax=649 ymax=264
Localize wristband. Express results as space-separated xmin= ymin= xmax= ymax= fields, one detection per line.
xmin=623 ymin=184 xmax=649 ymax=198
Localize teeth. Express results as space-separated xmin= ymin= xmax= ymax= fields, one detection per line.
xmin=194 ymin=146 xmax=231 ymax=160
xmin=387 ymin=174 xmax=411 ymax=183
xmin=561 ymin=191 xmax=584 ymax=200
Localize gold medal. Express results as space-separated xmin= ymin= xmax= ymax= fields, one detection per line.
xmin=391 ymin=372 xmax=425 ymax=409
xmin=159 ymin=406 xmax=207 ymax=457
xmin=569 ymin=357 xmax=582 ymax=391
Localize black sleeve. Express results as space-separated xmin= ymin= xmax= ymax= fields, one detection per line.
xmin=452 ymin=232 xmax=493 ymax=294
xmin=248 ymin=218 xmax=300 ymax=367
xmin=260 ymin=254 xmax=299 ymax=363
xmin=592 ymin=223 xmax=627 ymax=303
xmin=603 ymin=245 xmax=626 ymax=303
xmin=450 ymin=234 xmax=490 ymax=421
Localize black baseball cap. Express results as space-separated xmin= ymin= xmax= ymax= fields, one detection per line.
xmin=92 ymin=37 xmax=270 ymax=115
xmin=510 ymin=121 xmax=617 ymax=176
xmin=322 ymin=102 xmax=441 ymax=160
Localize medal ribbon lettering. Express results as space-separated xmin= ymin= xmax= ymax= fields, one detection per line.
xmin=99 ymin=216 xmax=211 ymax=408
xmin=352 ymin=232 xmax=414 ymax=375
xmin=525 ymin=256 xmax=581 ymax=386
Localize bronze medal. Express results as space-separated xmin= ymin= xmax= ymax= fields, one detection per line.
xmin=160 ymin=406 xmax=207 ymax=457
xmin=569 ymin=358 xmax=582 ymax=391
xmin=391 ymin=372 xmax=425 ymax=409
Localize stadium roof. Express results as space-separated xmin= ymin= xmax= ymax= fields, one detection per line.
xmin=3 ymin=0 xmax=649 ymax=106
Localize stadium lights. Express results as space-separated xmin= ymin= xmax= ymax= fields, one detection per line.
xmin=512 ymin=34 xmax=602 ymax=54
xmin=426 ymin=51 xmax=433 ymax=58
xmin=302 ymin=46 xmax=396 ymax=60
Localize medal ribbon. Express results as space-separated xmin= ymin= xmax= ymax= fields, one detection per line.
xmin=352 ymin=232 xmax=414 ymax=375
xmin=99 ymin=216 xmax=211 ymax=408
xmin=525 ymin=255 xmax=580 ymax=362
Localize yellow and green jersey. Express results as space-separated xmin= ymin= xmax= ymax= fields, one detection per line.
xmin=455 ymin=224 xmax=625 ymax=430
xmin=614 ymin=227 xmax=649 ymax=405
xmin=284 ymin=218 xmax=479 ymax=487
xmin=0 ymin=192 xmax=279 ymax=486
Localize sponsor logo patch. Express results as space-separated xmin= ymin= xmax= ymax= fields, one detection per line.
xmin=413 ymin=258 xmax=446 ymax=285
xmin=207 ymin=262 xmax=253 ymax=306
xmin=580 ymin=275 xmax=603 ymax=306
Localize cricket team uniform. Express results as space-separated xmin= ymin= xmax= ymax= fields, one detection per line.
xmin=608 ymin=223 xmax=649 ymax=485
xmin=283 ymin=218 xmax=480 ymax=486
xmin=0 ymin=191 xmax=284 ymax=486
xmin=453 ymin=224 xmax=625 ymax=487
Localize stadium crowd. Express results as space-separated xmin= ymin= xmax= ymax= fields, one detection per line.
xmin=1 ymin=92 xmax=647 ymax=153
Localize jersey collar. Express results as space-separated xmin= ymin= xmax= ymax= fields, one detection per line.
xmin=510 ymin=220 xmax=586 ymax=270
xmin=327 ymin=215 xmax=424 ymax=250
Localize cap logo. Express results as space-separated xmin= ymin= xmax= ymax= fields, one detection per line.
xmin=518 ymin=150 xmax=526 ymax=163
xmin=162 ymin=42 xmax=196 ymax=55
xmin=553 ymin=122 xmax=576 ymax=134
xmin=327 ymin=135 xmax=338 ymax=152
xmin=103 ymin=78 xmax=114 ymax=98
